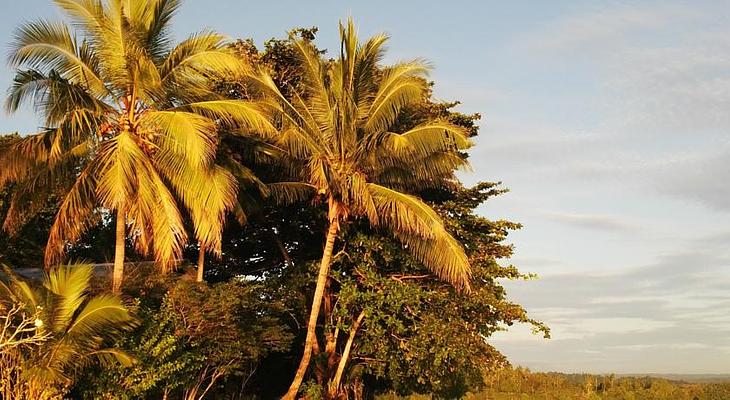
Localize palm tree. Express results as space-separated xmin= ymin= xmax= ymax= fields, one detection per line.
xmin=0 ymin=0 xmax=271 ymax=292
xmin=0 ymin=263 xmax=135 ymax=398
xmin=248 ymin=19 xmax=474 ymax=399
xmin=189 ymin=108 xmax=285 ymax=282
xmin=187 ymin=163 xmax=237 ymax=282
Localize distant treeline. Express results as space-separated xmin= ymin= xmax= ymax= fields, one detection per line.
xmin=379 ymin=367 xmax=730 ymax=399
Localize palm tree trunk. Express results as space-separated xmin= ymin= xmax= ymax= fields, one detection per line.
xmin=111 ymin=207 xmax=125 ymax=294
xmin=196 ymin=244 xmax=205 ymax=282
xmin=283 ymin=220 xmax=339 ymax=400
xmin=329 ymin=311 xmax=365 ymax=398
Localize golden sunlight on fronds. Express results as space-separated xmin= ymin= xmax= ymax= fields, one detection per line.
xmin=270 ymin=18 xmax=474 ymax=399
xmin=1 ymin=0 xmax=269 ymax=291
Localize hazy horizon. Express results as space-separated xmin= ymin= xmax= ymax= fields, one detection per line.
xmin=1 ymin=0 xmax=728 ymax=375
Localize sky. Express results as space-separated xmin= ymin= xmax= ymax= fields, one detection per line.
xmin=1 ymin=0 xmax=729 ymax=375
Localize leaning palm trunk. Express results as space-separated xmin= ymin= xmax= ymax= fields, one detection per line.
xmin=329 ymin=311 xmax=365 ymax=398
xmin=196 ymin=244 xmax=206 ymax=282
xmin=284 ymin=217 xmax=339 ymax=400
xmin=112 ymin=207 xmax=125 ymax=294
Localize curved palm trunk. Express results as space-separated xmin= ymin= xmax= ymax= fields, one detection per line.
xmin=111 ymin=208 xmax=125 ymax=294
xmin=283 ymin=220 xmax=339 ymax=400
xmin=196 ymin=244 xmax=206 ymax=282
xmin=329 ymin=311 xmax=365 ymax=398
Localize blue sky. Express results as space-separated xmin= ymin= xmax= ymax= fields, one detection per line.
xmin=1 ymin=0 xmax=729 ymax=374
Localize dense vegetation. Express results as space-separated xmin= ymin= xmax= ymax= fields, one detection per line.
xmin=378 ymin=368 xmax=730 ymax=400
xmin=0 ymin=1 xmax=550 ymax=399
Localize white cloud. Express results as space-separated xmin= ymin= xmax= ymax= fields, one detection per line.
xmin=540 ymin=211 xmax=638 ymax=232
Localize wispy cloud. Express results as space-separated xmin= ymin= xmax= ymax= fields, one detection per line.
xmin=492 ymin=229 xmax=730 ymax=373
xmin=540 ymin=211 xmax=637 ymax=232
xmin=652 ymin=149 xmax=730 ymax=211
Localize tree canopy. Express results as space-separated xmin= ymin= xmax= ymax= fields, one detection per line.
xmin=0 ymin=3 xmax=549 ymax=398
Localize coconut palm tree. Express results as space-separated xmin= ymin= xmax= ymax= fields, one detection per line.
xmin=189 ymin=111 xmax=286 ymax=282
xmin=0 ymin=0 xmax=272 ymax=292
xmin=187 ymin=163 xmax=238 ymax=283
xmin=0 ymin=263 xmax=135 ymax=398
xmin=247 ymin=19 xmax=474 ymax=399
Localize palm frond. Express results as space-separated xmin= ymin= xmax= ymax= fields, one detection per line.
xmin=126 ymin=160 xmax=187 ymax=271
xmin=179 ymin=99 xmax=275 ymax=134
xmin=8 ymin=18 xmax=107 ymax=97
xmin=373 ymin=151 xmax=469 ymax=192
xmin=2 ymin=135 xmax=91 ymax=240
xmin=363 ymin=60 xmax=430 ymax=134
xmin=4 ymin=262 xmax=136 ymax=390
xmin=394 ymin=230 xmax=471 ymax=291
xmin=0 ymin=265 xmax=39 ymax=310
xmin=290 ymin=38 xmax=334 ymax=131
xmin=223 ymin=158 xmax=267 ymax=191
xmin=141 ymin=110 xmax=216 ymax=167
xmin=144 ymin=0 xmax=182 ymax=60
xmin=346 ymin=172 xmax=378 ymax=224
xmin=182 ymin=165 xmax=237 ymax=255
xmin=44 ymin=264 xmax=93 ymax=332
xmin=0 ymin=131 xmax=53 ymax=189
xmin=352 ymin=31 xmax=388 ymax=102
xmin=6 ymin=69 xmax=111 ymax=129
xmin=65 ymin=293 xmax=134 ymax=338
xmin=160 ymin=31 xmax=241 ymax=84
xmin=277 ymin=127 xmax=319 ymax=160
xmin=44 ymin=162 xmax=98 ymax=267
xmin=95 ymin=131 xmax=143 ymax=209
xmin=267 ymin=182 xmax=317 ymax=206
xmin=366 ymin=183 xmax=442 ymax=238
xmin=366 ymin=183 xmax=471 ymax=290
xmin=90 ymin=347 xmax=136 ymax=367
xmin=147 ymin=173 xmax=187 ymax=271
xmin=383 ymin=122 xmax=472 ymax=158
xmin=53 ymin=0 xmax=106 ymax=32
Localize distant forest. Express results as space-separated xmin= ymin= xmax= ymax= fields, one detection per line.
xmin=379 ymin=367 xmax=730 ymax=399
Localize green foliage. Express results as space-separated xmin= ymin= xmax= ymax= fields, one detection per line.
xmin=0 ymin=263 xmax=134 ymax=399
xmin=329 ymin=183 xmax=547 ymax=398
xmin=75 ymin=279 xmax=293 ymax=399
xmin=0 ymin=0 xmax=270 ymax=273
xmin=75 ymin=298 xmax=199 ymax=399
xmin=239 ymin=18 xmax=474 ymax=289
xmin=468 ymin=367 xmax=730 ymax=400
xmin=0 ymin=16 xmax=550 ymax=399
xmin=378 ymin=368 xmax=730 ymax=400
xmin=203 ymin=26 xmax=543 ymax=398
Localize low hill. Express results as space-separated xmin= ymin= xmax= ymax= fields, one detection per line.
xmin=617 ymin=373 xmax=730 ymax=384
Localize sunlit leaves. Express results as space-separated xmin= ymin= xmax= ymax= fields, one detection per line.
xmin=0 ymin=264 xmax=135 ymax=393
xmin=252 ymin=19 xmax=473 ymax=290
xmin=363 ymin=61 xmax=430 ymax=135
xmin=180 ymin=100 xmax=275 ymax=135
xmin=8 ymin=19 xmax=107 ymax=97
xmin=95 ymin=131 xmax=143 ymax=209
xmin=2 ymin=0 xmax=271 ymax=272
xmin=141 ymin=111 xmax=216 ymax=166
